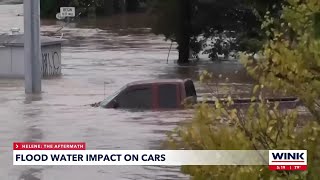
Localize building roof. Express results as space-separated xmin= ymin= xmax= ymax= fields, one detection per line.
xmin=0 ymin=34 xmax=66 ymax=47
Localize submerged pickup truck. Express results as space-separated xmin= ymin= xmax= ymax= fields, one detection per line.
xmin=93 ymin=79 xmax=300 ymax=110
xmin=96 ymin=79 xmax=197 ymax=110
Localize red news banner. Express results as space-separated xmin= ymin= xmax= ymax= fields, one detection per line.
xmin=269 ymin=165 xmax=307 ymax=171
xmin=13 ymin=142 xmax=86 ymax=150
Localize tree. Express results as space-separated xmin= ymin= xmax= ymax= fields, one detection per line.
xmin=242 ymin=0 xmax=320 ymax=119
xmin=40 ymin=0 xmax=58 ymax=18
xmin=168 ymin=0 xmax=320 ymax=179
xmin=151 ymin=0 xmax=284 ymax=62
xmin=195 ymin=0 xmax=285 ymax=60
xmin=195 ymin=0 xmax=263 ymax=59
xmin=151 ymin=0 xmax=196 ymax=64
xmin=176 ymin=0 xmax=193 ymax=64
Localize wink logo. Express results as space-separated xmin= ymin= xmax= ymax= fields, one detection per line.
xmin=272 ymin=152 xmax=304 ymax=162
xmin=269 ymin=150 xmax=307 ymax=171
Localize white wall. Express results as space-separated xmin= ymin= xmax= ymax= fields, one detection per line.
xmin=0 ymin=46 xmax=12 ymax=76
xmin=0 ymin=44 xmax=62 ymax=78
xmin=11 ymin=47 xmax=24 ymax=76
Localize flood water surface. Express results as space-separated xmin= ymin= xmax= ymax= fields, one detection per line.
xmin=0 ymin=4 xmax=252 ymax=180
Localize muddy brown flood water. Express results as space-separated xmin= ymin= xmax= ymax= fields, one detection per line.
xmin=0 ymin=4 xmax=254 ymax=180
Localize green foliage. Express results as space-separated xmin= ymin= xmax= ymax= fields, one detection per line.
xmin=40 ymin=0 xmax=58 ymax=18
xmin=241 ymin=0 xmax=320 ymax=120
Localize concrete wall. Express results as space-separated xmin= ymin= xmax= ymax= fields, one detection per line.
xmin=11 ymin=47 xmax=24 ymax=76
xmin=0 ymin=46 xmax=12 ymax=76
xmin=0 ymin=44 xmax=62 ymax=78
xmin=41 ymin=44 xmax=62 ymax=77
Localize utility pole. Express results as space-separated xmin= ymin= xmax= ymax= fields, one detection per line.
xmin=24 ymin=0 xmax=42 ymax=94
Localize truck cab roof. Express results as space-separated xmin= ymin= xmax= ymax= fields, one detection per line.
xmin=126 ymin=79 xmax=185 ymax=86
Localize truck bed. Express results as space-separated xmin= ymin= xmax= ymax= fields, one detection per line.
xmin=197 ymin=96 xmax=301 ymax=109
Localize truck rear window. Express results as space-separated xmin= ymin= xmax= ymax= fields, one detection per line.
xmin=158 ymin=84 xmax=178 ymax=108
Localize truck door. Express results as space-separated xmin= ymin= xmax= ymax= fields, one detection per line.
xmin=157 ymin=84 xmax=180 ymax=109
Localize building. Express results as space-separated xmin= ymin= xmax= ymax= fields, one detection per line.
xmin=0 ymin=32 xmax=65 ymax=78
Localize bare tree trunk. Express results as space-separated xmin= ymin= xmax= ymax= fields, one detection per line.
xmin=177 ymin=0 xmax=191 ymax=64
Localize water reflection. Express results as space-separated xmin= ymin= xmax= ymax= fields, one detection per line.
xmin=24 ymin=94 xmax=43 ymax=104
xmin=21 ymin=94 xmax=45 ymax=180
